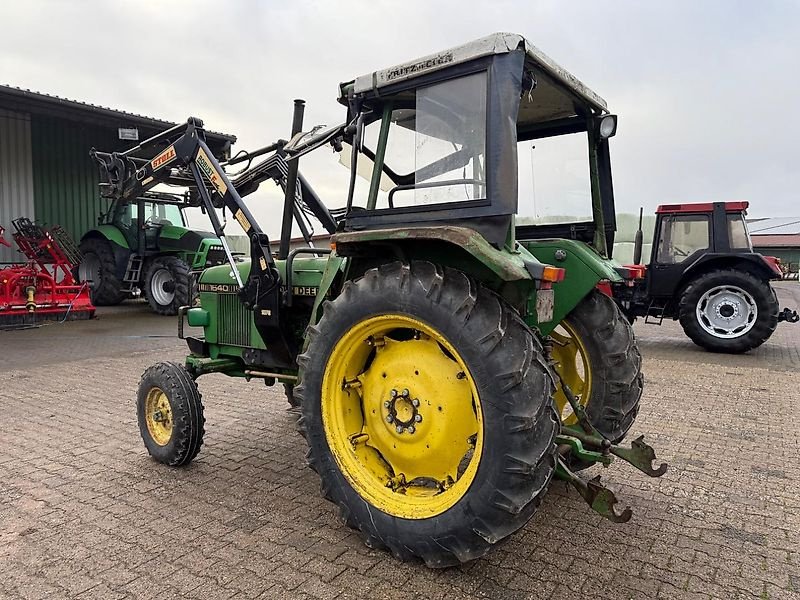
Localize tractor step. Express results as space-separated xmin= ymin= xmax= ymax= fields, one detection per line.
xmin=122 ymin=254 xmax=144 ymax=292
xmin=644 ymin=303 xmax=666 ymax=325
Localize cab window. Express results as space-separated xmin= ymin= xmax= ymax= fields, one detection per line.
xmin=115 ymin=202 xmax=184 ymax=227
xmin=361 ymin=71 xmax=488 ymax=209
xmin=727 ymin=213 xmax=752 ymax=250
xmin=656 ymin=215 xmax=710 ymax=264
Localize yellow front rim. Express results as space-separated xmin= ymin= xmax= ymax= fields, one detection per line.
xmin=550 ymin=320 xmax=592 ymax=424
xmin=144 ymin=387 xmax=173 ymax=446
xmin=321 ymin=314 xmax=483 ymax=520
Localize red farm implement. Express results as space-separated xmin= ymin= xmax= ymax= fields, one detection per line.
xmin=0 ymin=218 xmax=95 ymax=326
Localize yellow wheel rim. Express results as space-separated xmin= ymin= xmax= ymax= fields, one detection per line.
xmin=550 ymin=320 xmax=592 ymax=425
xmin=321 ymin=314 xmax=483 ymax=520
xmin=144 ymin=387 xmax=173 ymax=446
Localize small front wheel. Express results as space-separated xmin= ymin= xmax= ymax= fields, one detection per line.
xmin=137 ymin=362 xmax=205 ymax=466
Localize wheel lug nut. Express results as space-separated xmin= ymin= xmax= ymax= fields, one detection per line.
xmin=396 ymin=425 xmax=404 ymax=434
xmin=386 ymin=415 xmax=394 ymax=423
xmin=402 ymin=389 xmax=409 ymax=397
xmin=412 ymin=398 xmax=419 ymax=407
xmin=414 ymin=414 xmax=422 ymax=423
xmin=384 ymin=401 xmax=391 ymax=408
xmin=390 ymin=389 xmax=398 ymax=398
xmin=407 ymin=425 xmax=415 ymax=434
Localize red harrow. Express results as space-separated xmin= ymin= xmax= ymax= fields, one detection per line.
xmin=0 ymin=218 xmax=95 ymax=326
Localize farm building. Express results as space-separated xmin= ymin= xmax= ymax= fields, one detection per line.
xmin=749 ymin=217 xmax=800 ymax=277
xmin=0 ymin=84 xmax=235 ymax=263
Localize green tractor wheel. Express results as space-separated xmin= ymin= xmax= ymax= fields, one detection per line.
xmin=295 ymin=262 xmax=558 ymax=567
xmin=549 ymin=289 xmax=642 ymax=456
xmin=78 ymin=238 xmax=125 ymax=306
xmin=144 ymin=256 xmax=191 ymax=315
xmin=137 ymin=361 xmax=205 ymax=466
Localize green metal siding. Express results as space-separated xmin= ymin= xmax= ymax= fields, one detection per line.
xmin=754 ymin=247 xmax=800 ymax=272
xmin=30 ymin=115 xmax=123 ymax=242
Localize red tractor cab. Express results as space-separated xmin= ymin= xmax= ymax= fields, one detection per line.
xmin=614 ymin=201 xmax=798 ymax=353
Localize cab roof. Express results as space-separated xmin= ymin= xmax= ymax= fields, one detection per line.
xmin=342 ymin=32 xmax=608 ymax=118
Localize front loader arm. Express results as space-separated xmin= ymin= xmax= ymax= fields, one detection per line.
xmin=91 ymin=118 xmax=295 ymax=366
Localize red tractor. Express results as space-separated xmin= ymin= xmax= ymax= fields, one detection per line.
xmin=614 ymin=201 xmax=798 ymax=353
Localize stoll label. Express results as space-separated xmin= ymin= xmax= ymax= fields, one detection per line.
xmin=151 ymin=145 xmax=176 ymax=170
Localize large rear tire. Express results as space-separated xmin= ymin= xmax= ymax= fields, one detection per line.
xmin=78 ymin=237 xmax=125 ymax=306
xmin=679 ymin=269 xmax=779 ymax=353
xmin=144 ymin=256 xmax=191 ymax=315
xmin=295 ymin=262 xmax=558 ymax=567
xmin=550 ymin=290 xmax=642 ymax=449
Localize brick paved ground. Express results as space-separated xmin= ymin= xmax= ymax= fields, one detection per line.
xmin=1 ymin=284 xmax=798 ymax=599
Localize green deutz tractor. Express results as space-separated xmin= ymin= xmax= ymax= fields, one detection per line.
xmin=78 ymin=192 xmax=227 ymax=314
xmin=96 ymin=33 xmax=666 ymax=566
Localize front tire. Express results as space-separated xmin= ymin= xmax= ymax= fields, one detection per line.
xmin=296 ymin=262 xmax=558 ymax=567
xmin=679 ymin=269 xmax=779 ymax=353
xmin=550 ymin=290 xmax=643 ymax=450
xmin=137 ymin=362 xmax=205 ymax=466
xmin=144 ymin=256 xmax=191 ymax=315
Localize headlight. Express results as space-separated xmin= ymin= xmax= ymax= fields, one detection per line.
xmin=598 ymin=114 xmax=617 ymax=139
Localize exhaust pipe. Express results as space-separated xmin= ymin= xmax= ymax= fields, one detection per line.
xmin=633 ymin=207 xmax=644 ymax=265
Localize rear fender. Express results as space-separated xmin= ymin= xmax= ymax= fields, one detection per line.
xmin=83 ymin=225 xmax=129 ymax=250
xmin=80 ymin=228 xmax=130 ymax=280
xmin=679 ymin=253 xmax=781 ymax=292
xmin=331 ymin=226 xmax=545 ymax=313
xmin=521 ymin=239 xmax=623 ymax=335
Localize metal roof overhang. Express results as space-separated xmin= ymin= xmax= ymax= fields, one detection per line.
xmin=0 ymin=84 xmax=236 ymax=158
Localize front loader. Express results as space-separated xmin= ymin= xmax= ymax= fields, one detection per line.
xmin=100 ymin=33 xmax=666 ymax=567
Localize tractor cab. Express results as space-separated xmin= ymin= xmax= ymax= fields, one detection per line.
xmin=107 ymin=194 xmax=188 ymax=250
xmin=643 ymin=201 xmax=780 ymax=298
xmin=336 ymin=32 xmax=618 ymax=255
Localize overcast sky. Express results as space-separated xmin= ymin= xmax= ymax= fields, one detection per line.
xmin=2 ymin=1 xmax=798 ymax=237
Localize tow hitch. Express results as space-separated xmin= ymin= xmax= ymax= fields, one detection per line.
xmin=554 ymin=382 xmax=667 ymax=523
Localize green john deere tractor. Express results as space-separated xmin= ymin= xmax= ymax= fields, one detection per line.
xmin=95 ymin=33 xmax=666 ymax=566
xmin=77 ymin=191 xmax=227 ymax=314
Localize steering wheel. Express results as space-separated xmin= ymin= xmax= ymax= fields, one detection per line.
xmin=671 ymin=245 xmax=690 ymax=258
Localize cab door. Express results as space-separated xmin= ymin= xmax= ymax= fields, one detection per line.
xmin=647 ymin=213 xmax=711 ymax=297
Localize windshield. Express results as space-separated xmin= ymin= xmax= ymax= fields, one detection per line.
xmin=114 ymin=201 xmax=185 ymax=228
xmin=517 ymin=132 xmax=592 ymax=225
xmin=355 ymin=71 xmax=488 ymax=209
